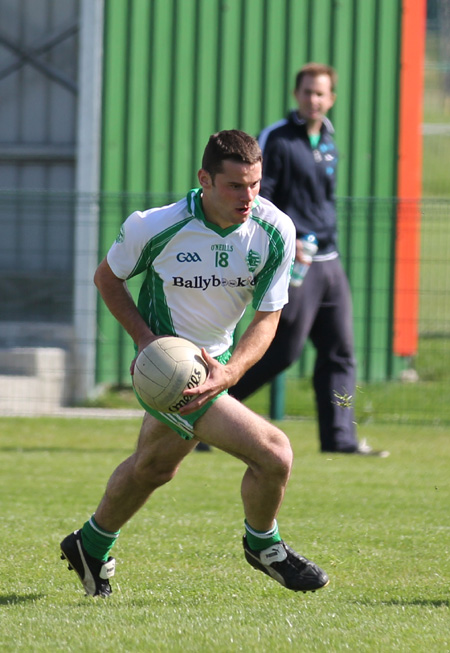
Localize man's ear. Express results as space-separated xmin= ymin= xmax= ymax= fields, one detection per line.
xmin=198 ymin=168 xmax=212 ymax=189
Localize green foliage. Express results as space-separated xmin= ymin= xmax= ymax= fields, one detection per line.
xmin=0 ymin=417 xmax=449 ymax=652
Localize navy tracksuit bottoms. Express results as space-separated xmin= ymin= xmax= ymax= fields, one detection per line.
xmin=230 ymin=256 xmax=358 ymax=453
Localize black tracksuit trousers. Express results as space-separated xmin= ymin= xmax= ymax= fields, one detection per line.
xmin=231 ymin=257 xmax=358 ymax=453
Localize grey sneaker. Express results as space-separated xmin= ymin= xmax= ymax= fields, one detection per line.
xmin=243 ymin=537 xmax=329 ymax=593
xmin=356 ymin=439 xmax=390 ymax=457
xmin=60 ymin=530 xmax=115 ymax=597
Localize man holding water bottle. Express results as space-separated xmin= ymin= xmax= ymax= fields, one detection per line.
xmin=231 ymin=63 xmax=387 ymax=457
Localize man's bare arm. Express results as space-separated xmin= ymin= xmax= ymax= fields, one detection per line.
xmin=94 ymin=258 xmax=155 ymax=352
xmin=224 ymin=309 xmax=281 ymax=386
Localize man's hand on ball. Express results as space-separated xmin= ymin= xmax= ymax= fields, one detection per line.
xmin=179 ymin=348 xmax=229 ymax=415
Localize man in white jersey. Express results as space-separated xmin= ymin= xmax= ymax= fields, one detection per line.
xmin=60 ymin=130 xmax=329 ymax=597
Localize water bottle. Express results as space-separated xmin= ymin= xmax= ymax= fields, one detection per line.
xmin=290 ymin=233 xmax=318 ymax=287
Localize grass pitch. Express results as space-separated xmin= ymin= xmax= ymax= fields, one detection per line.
xmin=0 ymin=416 xmax=449 ymax=652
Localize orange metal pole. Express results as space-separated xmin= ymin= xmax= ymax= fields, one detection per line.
xmin=393 ymin=0 xmax=426 ymax=356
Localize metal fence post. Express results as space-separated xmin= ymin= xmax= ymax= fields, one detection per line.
xmin=270 ymin=373 xmax=285 ymax=420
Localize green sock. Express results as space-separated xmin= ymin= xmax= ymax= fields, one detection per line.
xmin=244 ymin=519 xmax=282 ymax=551
xmin=81 ymin=516 xmax=120 ymax=562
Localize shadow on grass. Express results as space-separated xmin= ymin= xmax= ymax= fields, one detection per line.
xmin=0 ymin=446 xmax=131 ymax=455
xmin=353 ymin=598 xmax=449 ymax=608
xmin=0 ymin=593 xmax=44 ymax=605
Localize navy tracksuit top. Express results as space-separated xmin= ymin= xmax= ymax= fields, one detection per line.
xmin=258 ymin=110 xmax=339 ymax=256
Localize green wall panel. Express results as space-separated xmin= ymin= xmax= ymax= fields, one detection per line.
xmin=148 ymin=1 xmax=174 ymax=194
xmin=309 ymin=0 xmax=333 ymax=63
xmin=169 ymin=0 xmax=198 ymax=192
xmin=285 ymin=0 xmax=309 ymax=102
xmin=192 ymin=0 xmax=221 ymax=161
xmin=126 ymin=0 xmax=152 ymax=194
xmin=261 ymin=0 xmax=289 ymax=128
xmin=101 ymin=0 xmax=128 ymax=196
xmin=373 ymin=0 xmax=401 ymax=198
xmin=100 ymin=0 xmax=401 ymax=199
xmin=97 ymin=0 xmax=404 ymax=386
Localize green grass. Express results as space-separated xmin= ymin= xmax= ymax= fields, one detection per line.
xmin=422 ymin=138 xmax=450 ymax=198
xmin=420 ymin=207 xmax=450 ymax=335
xmin=0 ymin=417 xmax=449 ymax=652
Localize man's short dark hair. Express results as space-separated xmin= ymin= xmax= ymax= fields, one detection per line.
xmin=295 ymin=62 xmax=338 ymax=93
xmin=202 ymin=130 xmax=262 ymax=180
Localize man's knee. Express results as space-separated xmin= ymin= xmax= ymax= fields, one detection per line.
xmin=260 ymin=427 xmax=293 ymax=481
xmin=133 ymin=454 xmax=181 ymax=490
xmin=133 ymin=414 xmax=192 ymax=489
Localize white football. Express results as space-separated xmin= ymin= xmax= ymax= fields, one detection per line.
xmin=133 ymin=336 xmax=208 ymax=413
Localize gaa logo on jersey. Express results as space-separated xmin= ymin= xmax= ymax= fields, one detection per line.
xmin=176 ymin=252 xmax=202 ymax=262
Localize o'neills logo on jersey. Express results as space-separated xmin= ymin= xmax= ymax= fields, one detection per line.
xmin=172 ymin=275 xmax=255 ymax=290
xmin=211 ymin=244 xmax=233 ymax=252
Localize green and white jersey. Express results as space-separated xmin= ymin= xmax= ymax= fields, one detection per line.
xmin=107 ymin=189 xmax=295 ymax=357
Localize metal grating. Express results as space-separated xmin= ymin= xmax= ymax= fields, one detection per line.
xmin=0 ymin=0 xmax=79 ymax=324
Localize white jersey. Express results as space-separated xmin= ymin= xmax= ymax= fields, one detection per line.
xmin=107 ymin=189 xmax=295 ymax=357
